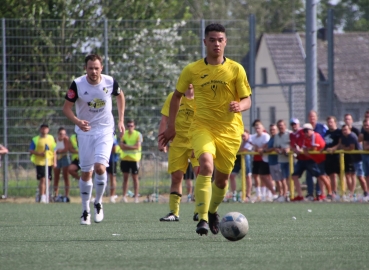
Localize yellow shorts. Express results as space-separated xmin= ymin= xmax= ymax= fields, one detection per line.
xmin=168 ymin=146 xmax=199 ymax=174
xmin=191 ymin=127 xmax=241 ymax=175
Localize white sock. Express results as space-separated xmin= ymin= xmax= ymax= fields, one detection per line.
xmin=256 ymin=187 xmax=261 ymax=197
xmin=261 ymin=187 xmax=266 ymax=198
xmin=94 ymin=172 xmax=107 ymax=204
xmin=79 ymin=179 xmax=93 ymax=213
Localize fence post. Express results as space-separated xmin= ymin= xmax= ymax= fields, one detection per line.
xmin=288 ymin=152 xmax=294 ymax=199
xmin=339 ymin=152 xmax=345 ymax=200
xmin=2 ymin=18 xmax=8 ymax=198
xmin=240 ymin=154 xmax=246 ymax=202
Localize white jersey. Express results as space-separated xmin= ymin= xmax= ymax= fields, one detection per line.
xmin=250 ymin=132 xmax=270 ymax=162
xmin=65 ymin=74 xmax=121 ymax=135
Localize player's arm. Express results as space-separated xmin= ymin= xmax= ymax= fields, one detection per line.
xmin=114 ymin=83 xmax=125 ymax=136
xmin=158 ymin=90 xmax=182 ymax=146
xmin=158 ymin=114 xmax=168 ymax=152
xmin=229 ymin=97 xmax=251 ymax=113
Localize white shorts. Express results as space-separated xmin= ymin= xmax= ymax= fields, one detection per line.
xmin=77 ymin=132 xmax=114 ymax=172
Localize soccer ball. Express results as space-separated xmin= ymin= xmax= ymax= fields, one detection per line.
xmin=219 ymin=212 xmax=249 ymax=241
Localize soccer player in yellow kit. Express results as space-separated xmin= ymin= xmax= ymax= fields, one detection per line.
xmin=158 ymin=84 xmax=199 ymax=221
xmin=159 ymin=23 xmax=252 ymax=236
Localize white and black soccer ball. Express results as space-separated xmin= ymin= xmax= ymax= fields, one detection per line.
xmin=219 ymin=212 xmax=249 ymax=241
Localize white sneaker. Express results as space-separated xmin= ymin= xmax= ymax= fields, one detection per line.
xmin=134 ymin=197 xmax=139 ymax=203
xmin=276 ymin=195 xmax=286 ymax=202
xmin=94 ymin=203 xmax=104 ymax=223
xmin=121 ymin=196 xmax=128 ymax=203
xmin=80 ymin=211 xmax=91 ymax=225
xmin=40 ymin=194 xmax=47 ymax=203
xmin=110 ymin=195 xmax=117 ymax=203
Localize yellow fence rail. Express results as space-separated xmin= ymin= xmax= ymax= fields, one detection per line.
xmin=238 ymin=150 xmax=369 ymax=201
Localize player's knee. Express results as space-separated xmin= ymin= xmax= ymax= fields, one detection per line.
xmin=94 ymin=164 xmax=106 ymax=175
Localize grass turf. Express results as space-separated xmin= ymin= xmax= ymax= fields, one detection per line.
xmin=0 ymin=202 xmax=368 ymax=270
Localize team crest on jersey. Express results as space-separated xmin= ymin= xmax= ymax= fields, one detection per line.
xmin=87 ymin=98 xmax=106 ymax=109
xmin=67 ymin=89 xmax=76 ymax=99
xmin=211 ymin=84 xmax=217 ymax=98
xmin=103 ymin=87 xmax=108 ymax=94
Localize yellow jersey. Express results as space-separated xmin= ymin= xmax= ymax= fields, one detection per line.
xmin=161 ymin=92 xmax=195 ymax=148
xmin=176 ymin=57 xmax=251 ymax=135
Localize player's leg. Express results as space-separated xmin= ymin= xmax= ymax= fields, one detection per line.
xmin=68 ymin=159 xmax=80 ymax=180
xmin=120 ymin=160 xmax=130 ymax=202
xmin=291 ymin=160 xmax=305 ymax=200
xmin=77 ymin=134 xmax=95 ymax=225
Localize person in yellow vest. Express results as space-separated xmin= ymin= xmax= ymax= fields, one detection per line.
xmin=29 ymin=124 xmax=56 ymax=203
xmin=68 ymin=133 xmax=80 ymax=180
xmin=119 ymin=119 xmax=142 ymax=203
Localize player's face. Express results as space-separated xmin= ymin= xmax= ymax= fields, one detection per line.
xmin=204 ymin=31 xmax=227 ymax=58
xmin=85 ymin=59 xmax=103 ymax=85
xmin=327 ymin=119 xmax=336 ymax=130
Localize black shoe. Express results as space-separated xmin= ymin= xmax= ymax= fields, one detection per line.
xmin=208 ymin=211 xmax=220 ymax=235
xmin=193 ymin=213 xmax=199 ymax=221
xmin=196 ymin=219 xmax=209 ymax=236
xmin=159 ymin=213 xmax=179 ymax=221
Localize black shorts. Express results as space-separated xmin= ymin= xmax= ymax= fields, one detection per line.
xmin=107 ymin=161 xmax=117 ymax=175
xmin=120 ymin=160 xmax=140 ymax=175
xmin=324 ymin=155 xmax=340 ymax=175
xmin=252 ymin=160 xmax=270 ymax=175
xmin=184 ymin=163 xmax=194 ymax=180
xmin=70 ymin=158 xmax=81 ymax=170
xmin=36 ymin=166 xmax=52 ymax=180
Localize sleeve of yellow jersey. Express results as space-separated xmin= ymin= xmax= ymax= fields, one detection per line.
xmin=175 ymin=64 xmax=192 ymax=94
xmin=236 ymin=64 xmax=252 ymax=98
xmin=160 ymin=92 xmax=174 ymax=117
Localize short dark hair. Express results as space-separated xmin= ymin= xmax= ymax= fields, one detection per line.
xmin=252 ymin=119 xmax=261 ymax=127
xmin=205 ymin=23 xmax=226 ymax=36
xmin=85 ymin=54 xmax=103 ymax=66
xmin=127 ymin=119 xmax=135 ymax=125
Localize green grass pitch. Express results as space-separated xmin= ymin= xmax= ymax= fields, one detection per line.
xmin=1 ymin=202 xmax=368 ymax=270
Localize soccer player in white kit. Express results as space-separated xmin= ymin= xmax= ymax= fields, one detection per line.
xmin=63 ymin=54 xmax=125 ymax=225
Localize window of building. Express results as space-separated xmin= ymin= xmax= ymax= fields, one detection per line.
xmin=261 ymin=68 xmax=268 ymax=85
xmin=269 ymin=106 xmax=276 ymax=124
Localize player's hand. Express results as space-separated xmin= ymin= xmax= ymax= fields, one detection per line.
xmin=158 ymin=143 xmax=167 ymax=153
xmin=118 ymin=121 xmax=125 ymax=136
xmin=158 ymin=127 xmax=176 ymax=147
xmin=77 ymin=120 xmax=91 ymax=132
xmin=229 ymin=101 xmax=241 ymax=113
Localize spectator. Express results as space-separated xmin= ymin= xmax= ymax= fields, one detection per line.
xmin=250 ymin=122 xmax=277 ymax=201
xmin=107 ymin=136 xmax=119 ymax=203
xmin=229 ymin=129 xmax=253 ymax=202
xmin=29 ymin=124 xmax=56 ymax=203
xmin=344 ymin=114 xmax=366 ymax=198
xmin=266 ymin=124 xmax=286 ymax=202
xmin=289 ymin=118 xmax=302 ymax=151
xmin=120 ymin=119 xmax=142 ymax=203
xmin=307 ymin=110 xmax=327 ymax=200
xmin=0 ymin=143 xmax=8 ymax=164
xmin=68 ymin=133 xmax=80 ymax=180
xmin=184 ymin=161 xmax=195 ymax=202
xmin=333 ymin=124 xmax=367 ymax=201
xmin=53 ymin=127 xmax=71 ymax=202
xmin=360 ymin=118 xmax=369 ymax=201
xmin=273 ymin=120 xmax=291 ymax=202
xmin=324 ymin=116 xmax=341 ymax=199
xmin=291 ymin=123 xmax=332 ymax=201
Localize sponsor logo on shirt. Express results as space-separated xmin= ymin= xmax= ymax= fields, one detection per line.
xmin=87 ymin=98 xmax=106 ymax=109
xmin=201 ymin=74 xmax=208 ymax=79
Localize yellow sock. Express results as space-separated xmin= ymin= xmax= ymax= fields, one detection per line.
xmin=195 ymin=175 xmax=212 ymax=222
xmin=169 ymin=193 xmax=181 ymax=216
xmin=209 ymin=182 xmax=228 ymax=214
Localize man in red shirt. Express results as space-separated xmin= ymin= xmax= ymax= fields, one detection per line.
xmin=291 ymin=123 xmax=332 ymax=201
